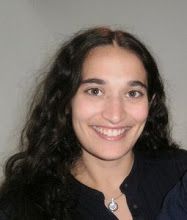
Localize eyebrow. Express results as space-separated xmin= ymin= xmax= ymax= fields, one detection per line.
xmin=81 ymin=78 xmax=147 ymax=89
xmin=128 ymin=80 xmax=147 ymax=89
xmin=81 ymin=78 xmax=106 ymax=85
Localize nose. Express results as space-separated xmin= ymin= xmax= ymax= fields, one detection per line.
xmin=101 ymin=97 xmax=125 ymax=124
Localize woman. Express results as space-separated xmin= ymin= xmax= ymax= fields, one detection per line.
xmin=0 ymin=27 xmax=186 ymax=220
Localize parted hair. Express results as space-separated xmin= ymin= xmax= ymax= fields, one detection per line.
xmin=0 ymin=27 xmax=178 ymax=220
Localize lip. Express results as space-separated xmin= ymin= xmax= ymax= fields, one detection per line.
xmin=91 ymin=125 xmax=131 ymax=141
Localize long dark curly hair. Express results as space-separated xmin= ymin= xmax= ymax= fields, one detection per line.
xmin=0 ymin=27 xmax=178 ymax=219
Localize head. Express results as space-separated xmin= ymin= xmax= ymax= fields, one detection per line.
xmin=46 ymin=27 xmax=167 ymax=152
xmin=22 ymin=27 xmax=171 ymax=173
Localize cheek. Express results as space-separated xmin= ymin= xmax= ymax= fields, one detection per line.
xmin=128 ymin=104 xmax=149 ymax=122
xmin=71 ymin=97 xmax=101 ymax=122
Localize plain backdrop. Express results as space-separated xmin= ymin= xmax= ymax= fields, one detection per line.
xmin=0 ymin=0 xmax=187 ymax=177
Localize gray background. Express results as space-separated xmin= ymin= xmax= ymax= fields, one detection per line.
xmin=0 ymin=0 xmax=187 ymax=176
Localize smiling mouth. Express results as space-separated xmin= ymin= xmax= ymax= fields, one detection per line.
xmin=92 ymin=125 xmax=130 ymax=139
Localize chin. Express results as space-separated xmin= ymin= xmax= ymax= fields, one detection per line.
xmin=92 ymin=148 xmax=133 ymax=162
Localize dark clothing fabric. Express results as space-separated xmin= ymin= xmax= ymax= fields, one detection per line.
xmin=70 ymin=149 xmax=187 ymax=220
xmin=0 ymin=149 xmax=187 ymax=220
xmin=157 ymin=171 xmax=187 ymax=220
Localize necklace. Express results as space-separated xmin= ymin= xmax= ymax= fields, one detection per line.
xmin=106 ymin=193 xmax=124 ymax=212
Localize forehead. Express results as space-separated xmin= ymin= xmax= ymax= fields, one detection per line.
xmin=82 ymin=45 xmax=147 ymax=84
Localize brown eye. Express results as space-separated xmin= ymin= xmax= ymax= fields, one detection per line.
xmin=87 ymin=88 xmax=103 ymax=96
xmin=127 ymin=90 xmax=143 ymax=98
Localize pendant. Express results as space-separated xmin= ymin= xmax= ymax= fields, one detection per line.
xmin=108 ymin=198 xmax=118 ymax=212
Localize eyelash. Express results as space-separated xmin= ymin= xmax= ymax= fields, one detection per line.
xmin=85 ymin=88 xmax=103 ymax=96
xmin=84 ymin=88 xmax=145 ymax=98
xmin=127 ymin=90 xmax=144 ymax=98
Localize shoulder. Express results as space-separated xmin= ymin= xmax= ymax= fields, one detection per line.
xmin=0 ymin=211 xmax=9 ymax=220
xmin=157 ymin=171 xmax=187 ymax=219
xmin=144 ymin=148 xmax=187 ymax=172
xmin=137 ymin=148 xmax=187 ymax=165
xmin=135 ymin=148 xmax=187 ymax=189
xmin=150 ymin=148 xmax=187 ymax=167
xmin=0 ymin=192 xmax=16 ymax=220
xmin=0 ymin=182 xmax=48 ymax=220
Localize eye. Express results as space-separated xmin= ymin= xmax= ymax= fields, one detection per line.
xmin=127 ymin=90 xmax=144 ymax=98
xmin=86 ymin=88 xmax=103 ymax=96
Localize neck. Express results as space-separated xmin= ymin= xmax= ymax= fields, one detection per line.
xmin=72 ymin=150 xmax=134 ymax=197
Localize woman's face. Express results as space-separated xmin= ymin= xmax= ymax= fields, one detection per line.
xmin=71 ymin=45 xmax=149 ymax=162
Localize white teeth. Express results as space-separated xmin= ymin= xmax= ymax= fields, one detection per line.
xmin=93 ymin=126 xmax=126 ymax=137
